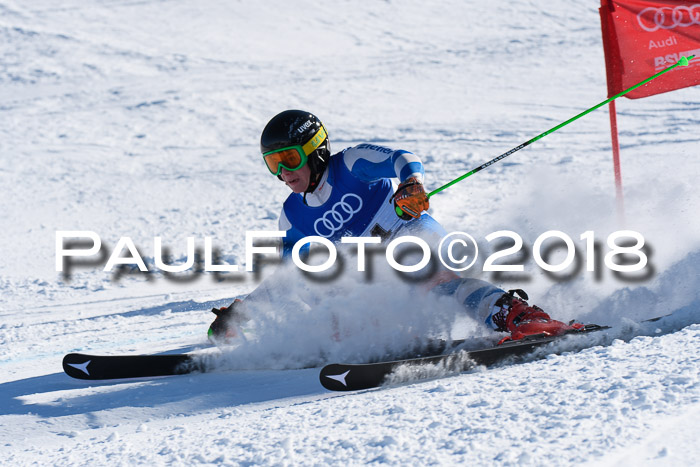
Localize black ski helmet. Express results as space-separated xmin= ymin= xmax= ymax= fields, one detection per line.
xmin=260 ymin=110 xmax=331 ymax=194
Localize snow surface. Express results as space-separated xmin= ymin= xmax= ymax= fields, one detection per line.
xmin=1 ymin=0 xmax=699 ymax=465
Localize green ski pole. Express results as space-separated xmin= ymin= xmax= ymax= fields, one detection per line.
xmin=395 ymin=55 xmax=695 ymax=217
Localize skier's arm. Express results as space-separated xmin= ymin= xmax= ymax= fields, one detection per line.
xmin=214 ymin=210 xmax=299 ymax=319
xmin=342 ymin=144 xmax=424 ymax=184
xmin=343 ymin=144 xmax=429 ymax=219
xmin=278 ymin=207 xmax=305 ymax=259
xmin=211 ymin=213 xmax=308 ymax=335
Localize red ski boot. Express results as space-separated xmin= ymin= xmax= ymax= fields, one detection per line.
xmin=491 ymin=289 xmax=584 ymax=344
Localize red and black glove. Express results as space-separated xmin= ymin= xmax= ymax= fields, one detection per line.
xmin=391 ymin=176 xmax=429 ymax=220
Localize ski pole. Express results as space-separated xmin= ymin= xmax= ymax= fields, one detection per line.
xmin=395 ymin=54 xmax=695 ymax=217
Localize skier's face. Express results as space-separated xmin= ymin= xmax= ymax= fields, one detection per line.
xmin=280 ymin=164 xmax=311 ymax=193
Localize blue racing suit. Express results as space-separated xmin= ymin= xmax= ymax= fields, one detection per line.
xmin=278 ymin=144 xmax=427 ymax=254
xmin=274 ymin=143 xmax=506 ymax=329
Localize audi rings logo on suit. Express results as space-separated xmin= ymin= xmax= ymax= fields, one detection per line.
xmin=313 ymin=193 xmax=364 ymax=238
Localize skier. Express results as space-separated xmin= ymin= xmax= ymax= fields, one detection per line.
xmin=209 ymin=110 xmax=582 ymax=344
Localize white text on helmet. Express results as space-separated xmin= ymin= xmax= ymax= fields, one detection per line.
xmin=296 ymin=120 xmax=313 ymax=134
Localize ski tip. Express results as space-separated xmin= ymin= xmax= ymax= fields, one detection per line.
xmin=319 ymin=364 xmax=352 ymax=391
xmin=63 ymin=353 xmax=94 ymax=379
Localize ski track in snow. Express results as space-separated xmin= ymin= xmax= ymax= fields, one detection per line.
xmin=1 ymin=0 xmax=699 ymax=465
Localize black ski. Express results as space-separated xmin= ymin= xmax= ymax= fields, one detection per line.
xmin=62 ymin=352 xmax=208 ymax=380
xmin=319 ymin=324 xmax=608 ymax=391
xmin=63 ymin=313 xmax=671 ymax=382
xmin=62 ymin=329 xmax=602 ymax=381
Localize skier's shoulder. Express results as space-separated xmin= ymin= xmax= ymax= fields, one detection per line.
xmin=341 ymin=143 xmax=399 ymax=168
xmin=349 ymin=143 xmax=396 ymax=155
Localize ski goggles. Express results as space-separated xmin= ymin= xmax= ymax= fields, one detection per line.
xmin=262 ymin=126 xmax=327 ymax=176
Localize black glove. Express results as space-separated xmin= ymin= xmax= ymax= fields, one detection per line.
xmin=208 ymin=299 xmax=249 ymax=341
